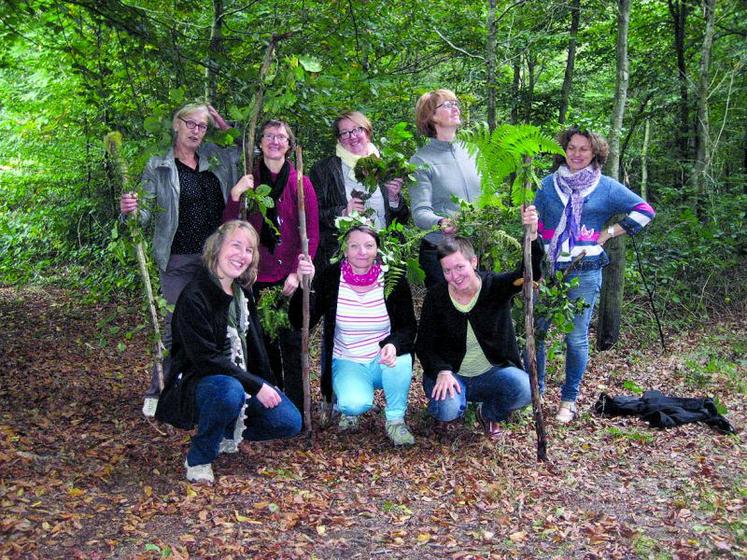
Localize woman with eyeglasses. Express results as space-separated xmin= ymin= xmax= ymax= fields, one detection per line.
xmin=309 ymin=111 xmax=410 ymax=272
xmin=119 ymin=103 xmax=253 ymax=418
xmin=409 ymin=89 xmax=481 ymax=288
xmin=223 ymin=119 xmax=319 ymax=415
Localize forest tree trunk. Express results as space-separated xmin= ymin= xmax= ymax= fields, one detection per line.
xmin=668 ymin=0 xmax=691 ymax=167
xmin=487 ymin=0 xmax=497 ymax=131
xmin=691 ymin=0 xmax=717 ymax=195
xmin=597 ymin=0 xmax=630 ymax=351
xmin=204 ymin=0 xmax=224 ymax=102
xmin=559 ymin=0 xmax=581 ymax=124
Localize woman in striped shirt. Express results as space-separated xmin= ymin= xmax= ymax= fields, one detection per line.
xmin=291 ymin=225 xmax=417 ymax=446
xmin=534 ymin=126 xmax=655 ymax=423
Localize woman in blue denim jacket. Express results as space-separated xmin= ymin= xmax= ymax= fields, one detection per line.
xmin=119 ymin=103 xmax=253 ymax=417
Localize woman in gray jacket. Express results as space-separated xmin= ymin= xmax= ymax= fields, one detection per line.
xmin=119 ymin=103 xmax=252 ymax=416
xmin=409 ymin=89 xmax=481 ymax=287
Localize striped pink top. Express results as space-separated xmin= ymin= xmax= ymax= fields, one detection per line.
xmin=333 ymin=274 xmax=390 ymax=363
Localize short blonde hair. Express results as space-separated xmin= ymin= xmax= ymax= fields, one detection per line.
xmin=202 ymin=221 xmax=260 ymax=288
xmin=415 ymin=89 xmax=458 ymax=137
xmin=333 ymin=111 xmax=373 ymax=139
xmin=172 ymin=103 xmax=213 ymax=129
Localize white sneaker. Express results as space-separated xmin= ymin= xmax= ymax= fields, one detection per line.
xmin=184 ymin=459 xmax=214 ymax=484
xmin=142 ymin=397 xmax=158 ymax=418
xmin=555 ymin=401 xmax=577 ymax=424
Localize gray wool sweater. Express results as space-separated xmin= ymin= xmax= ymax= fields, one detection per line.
xmin=409 ymin=138 xmax=481 ymax=242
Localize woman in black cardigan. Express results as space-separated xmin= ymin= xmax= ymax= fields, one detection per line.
xmin=416 ymin=206 xmax=543 ymax=439
xmin=291 ymin=224 xmax=417 ymax=446
xmin=309 ymin=111 xmax=410 ymax=271
xmin=155 ymin=221 xmax=305 ymax=483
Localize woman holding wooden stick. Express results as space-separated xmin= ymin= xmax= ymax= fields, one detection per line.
xmin=223 ymin=119 xmax=319 ymax=415
xmin=289 ymin=222 xmax=417 ymax=446
xmin=534 ymin=126 xmax=655 ymax=423
xmin=416 ymin=207 xmax=542 ymax=440
xmin=119 ymin=103 xmax=253 ymax=417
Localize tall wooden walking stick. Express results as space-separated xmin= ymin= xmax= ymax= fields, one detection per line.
xmin=241 ymin=32 xmax=293 ymax=219
xmin=105 ymin=132 xmax=165 ymax=394
xmin=295 ymin=146 xmax=313 ymax=440
xmin=521 ymin=156 xmax=548 ymax=462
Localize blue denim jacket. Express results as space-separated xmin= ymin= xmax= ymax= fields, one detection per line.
xmin=139 ymin=143 xmax=241 ymax=271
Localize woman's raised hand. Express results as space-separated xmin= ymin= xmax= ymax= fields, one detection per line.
xmin=295 ymin=254 xmax=315 ymax=281
xmin=120 ymin=192 xmax=138 ymax=215
xmin=522 ymin=205 xmax=538 ymax=240
xmin=230 ymin=175 xmax=255 ymax=202
xmin=384 ymin=177 xmax=404 ymax=202
xmin=207 ymin=105 xmax=230 ymax=131
xmin=345 ymin=196 xmax=365 ymax=216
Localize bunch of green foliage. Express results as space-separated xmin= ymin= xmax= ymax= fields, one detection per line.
xmin=352 ymin=122 xmax=419 ymax=210
xmin=257 ymin=286 xmax=291 ymax=342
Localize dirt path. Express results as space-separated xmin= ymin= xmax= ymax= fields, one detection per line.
xmin=1 ymin=286 xmax=744 ymax=559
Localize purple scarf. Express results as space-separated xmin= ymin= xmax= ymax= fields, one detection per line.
xmin=548 ymin=164 xmax=601 ymax=267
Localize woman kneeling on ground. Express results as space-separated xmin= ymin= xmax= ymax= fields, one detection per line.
xmin=155 ymin=221 xmax=308 ymax=483
xmin=416 ymin=206 xmax=542 ymax=440
xmin=290 ymin=224 xmax=417 ymax=446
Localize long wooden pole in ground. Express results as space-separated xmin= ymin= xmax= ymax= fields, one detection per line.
xmin=295 ymin=146 xmax=312 ymax=440
xmin=241 ymin=32 xmax=292 ymax=219
xmin=522 ymin=158 xmax=548 ymax=462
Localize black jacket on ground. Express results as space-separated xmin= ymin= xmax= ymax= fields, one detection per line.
xmin=155 ymin=266 xmax=274 ymax=429
xmin=594 ymin=390 xmax=736 ymax=434
xmin=290 ymin=261 xmax=417 ymax=402
xmin=309 ymin=156 xmax=410 ymax=269
xmin=416 ymin=239 xmax=544 ymax=382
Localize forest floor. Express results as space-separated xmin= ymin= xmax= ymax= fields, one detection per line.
xmin=0 ymin=285 xmax=745 ymax=560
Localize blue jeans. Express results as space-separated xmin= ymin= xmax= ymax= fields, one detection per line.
xmin=332 ymin=354 xmax=413 ymax=421
xmin=536 ymin=268 xmax=602 ymax=402
xmin=186 ymin=375 xmax=301 ymax=466
xmin=422 ymin=365 xmax=531 ymax=422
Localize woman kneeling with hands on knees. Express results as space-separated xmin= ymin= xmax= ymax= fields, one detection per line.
xmin=416 ymin=206 xmax=543 ymax=440
xmin=290 ymin=223 xmax=417 ymax=446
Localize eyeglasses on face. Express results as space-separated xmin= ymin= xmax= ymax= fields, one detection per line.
xmin=338 ymin=126 xmax=366 ymax=140
xmin=179 ymin=117 xmax=209 ymax=132
xmin=262 ymin=133 xmax=289 ymax=143
xmin=435 ymin=100 xmax=460 ymax=111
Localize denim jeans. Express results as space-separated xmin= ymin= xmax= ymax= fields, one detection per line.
xmin=422 ymin=365 xmax=531 ymax=422
xmin=332 ymin=354 xmax=413 ymax=421
xmin=186 ymin=375 xmax=301 ymax=467
xmin=536 ymin=268 xmax=602 ymax=402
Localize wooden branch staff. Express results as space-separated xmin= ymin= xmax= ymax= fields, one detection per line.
xmin=241 ymin=32 xmax=292 ymax=219
xmin=295 ymin=146 xmax=312 ymax=441
xmin=104 ymin=133 xmax=165 ymax=394
xmin=522 ymin=157 xmax=548 ymax=462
